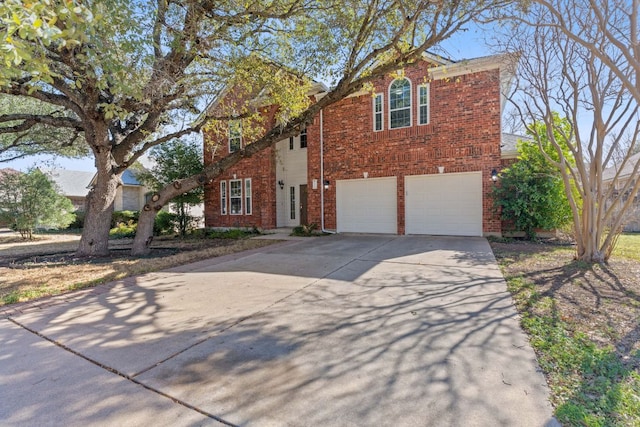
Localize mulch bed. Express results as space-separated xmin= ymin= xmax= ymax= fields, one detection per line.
xmin=490 ymin=240 xmax=640 ymax=368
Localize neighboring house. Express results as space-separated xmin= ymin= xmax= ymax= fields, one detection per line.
xmin=203 ymin=54 xmax=516 ymax=237
xmin=602 ymin=152 xmax=640 ymax=232
xmin=46 ymin=168 xmax=149 ymax=212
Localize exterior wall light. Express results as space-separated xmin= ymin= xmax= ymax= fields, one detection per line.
xmin=278 ymin=180 xmax=285 ymax=190
xmin=324 ymin=180 xmax=330 ymax=190
xmin=491 ymin=169 xmax=499 ymax=182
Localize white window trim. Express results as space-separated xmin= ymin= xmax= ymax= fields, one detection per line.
xmin=373 ymin=93 xmax=384 ymax=132
xmin=220 ymin=181 xmax=227 ymax=215
xmin=418 ymin=83 xmax=430 ymax=126
xmin=245 ymin=178 xmax=252 ymax=215
xmin=388 ymin=78 xmax=412 ymax=129
xmin=229 ymin=179 xmax=242 ymax=215
xmin=228 ymin=120 xmax=242 ymax=153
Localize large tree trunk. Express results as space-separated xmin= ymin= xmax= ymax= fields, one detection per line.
xmin=76 ymin=142 xmax=119 ymax=257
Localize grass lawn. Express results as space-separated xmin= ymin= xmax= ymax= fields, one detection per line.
xmin=491 ymin=234 xmax=640 ymax=426
xmin=0 ymin=230 xmax=278 ymax=307
xmin=613 ymin=233 xmax=640 ymax=261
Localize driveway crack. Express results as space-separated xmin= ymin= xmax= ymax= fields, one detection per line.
xmin=7 ymin=317 xmax=238 ymax=427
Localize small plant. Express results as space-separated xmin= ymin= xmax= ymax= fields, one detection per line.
xmin=111 ymin=210 xmax=139 ymax=228
xmin=109 ymin=220 xmax=137 ymax=238
xmin=292 ymin=223 xmax=319 ymax=236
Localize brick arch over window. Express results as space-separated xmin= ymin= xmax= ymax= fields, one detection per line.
xmin=389 ymin=78 xmax=411 ymax=129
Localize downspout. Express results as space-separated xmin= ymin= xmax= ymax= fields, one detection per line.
xmin=319 ymin=107 xmax=336 ymax=234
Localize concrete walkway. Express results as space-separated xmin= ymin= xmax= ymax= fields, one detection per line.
xmin=0 ymin=235 xmax=559 ymax=426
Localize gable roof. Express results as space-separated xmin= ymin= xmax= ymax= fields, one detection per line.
xmin=43 ymin=169 xmax=94 ymax=197
xmin=602 ymin=151 xmax=640 ymax=183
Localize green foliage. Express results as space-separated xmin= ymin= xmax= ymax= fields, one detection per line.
xmin=111 ymin=210 xmax=138 ymax=228
xmin=494 ymin=117 xmax=574 ymax=239
xmin=109 ymin=220 xmax=136 ymax=239
xmin=154 ymin=210 xmax=176 ymax=236
xmin=66 ymin=210 xmax=84 ymax=230
xmin=506 ymin=275 xmax=640 ymax=426
xmin=0 ymin=95 xmax=89 ymax=162
xmin=137 ymin=139 xmax=203 ymax=237
xmin=0 ymin=168 xmax=75 ymax=239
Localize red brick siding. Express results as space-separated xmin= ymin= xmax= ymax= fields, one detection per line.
xmin=307 ymin=65 xmax=503 ymax=234
xmin=203 ymin=103 xmax=279 ymax=229
xmin=204 ymin=60 xmax=504 ymax=235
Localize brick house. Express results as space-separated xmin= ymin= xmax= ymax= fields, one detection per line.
xmin=203 ymin=54 xmax=515 ymax=236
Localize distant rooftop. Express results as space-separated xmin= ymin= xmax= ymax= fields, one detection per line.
xmin=43 ymin=169 xmax=94 ymax=197
xmin=602 ymin=151 xmax=640 ymax=182
xmin=501 ymin=133 xmax=533 ymax=158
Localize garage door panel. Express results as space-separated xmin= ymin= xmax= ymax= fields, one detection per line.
xmin=337 ymin=177 xmax=397 ymax=234
xmin=406 ymin=172 xmax=482 ymax=236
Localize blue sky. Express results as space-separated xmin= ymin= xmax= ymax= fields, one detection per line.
xmin=2 ymin=25 xmax=495 ymax=173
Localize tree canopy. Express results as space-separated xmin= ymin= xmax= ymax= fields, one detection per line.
xmin=1 ymin=0 xmax=512 ymax=256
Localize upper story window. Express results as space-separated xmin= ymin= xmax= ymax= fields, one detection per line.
xmin=228 ymin=120 xmax=242 ymax=153
xmin=389 ymin=78 xmax=411 ymax=129
xmin=300 ymin=127 xmax=307 ymax=148
xmin=289 ymin=136 xmax=294 ymax=150
xmin=373 ymin=93 xmax=383 ymax=131
xmin=418 ymin=84 xmax=429 ymax=125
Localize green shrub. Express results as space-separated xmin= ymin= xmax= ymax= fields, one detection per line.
xmin=154 ymin=210 xmax=176 ymax=235
xmin=111 ymin=210 xmax=139 ymax=228
xmin=109 ymin=220 xmax=137 ymax=238
xmin=66 ymin=210 xmax=85 ymax=230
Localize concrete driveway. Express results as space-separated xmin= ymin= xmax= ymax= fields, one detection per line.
xmin=0 ymin=235 xmax=558 ymax=426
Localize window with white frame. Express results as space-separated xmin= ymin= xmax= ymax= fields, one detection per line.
xmin=220 ymin=181 xmax=227 ymax=215
xmin=418 ymin=84 xmax=429 ymax=125
xmin=245 ymin=178 xmax=252 ymax=215
xmin=300 ymin=127 xmax=307 ymax=148
xmin=228 ymin=120 xmax=242 ymax=153
xmin=373 ymin=93 xmax=383 ymax=131
xmin=389 ymin=78 xmax=411 ymax=129
xmin=230 ymin=179 xmax=242 ymax=214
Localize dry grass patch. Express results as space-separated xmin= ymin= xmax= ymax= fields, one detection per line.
xmin=0 ymin=233 xmax=277 ymax=306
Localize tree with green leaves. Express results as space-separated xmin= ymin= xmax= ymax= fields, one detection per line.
xmin=0 ymin=94 xmax=88 ymax=162
xmin=136 ymin=139 xmax=203 ymax=237
xmin=493 ymin=116 xmax=574 ymax=239
xmin=0 ymin=168 xmax=75 ymax=239
xmin=1 ymin=0 xmax=512 ymax=256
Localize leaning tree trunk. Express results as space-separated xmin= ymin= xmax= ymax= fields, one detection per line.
xmin=76 ymin=145 xmax=120 ymax=257
xmin=132 ymin=173 xmax=212 ymax=255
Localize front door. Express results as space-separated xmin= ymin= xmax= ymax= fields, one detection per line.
xmin=300 ymin=184 xmax=308 ymax=225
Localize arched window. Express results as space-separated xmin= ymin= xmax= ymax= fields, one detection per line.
xmin=389 ymin=78 xmax=411 ymax=129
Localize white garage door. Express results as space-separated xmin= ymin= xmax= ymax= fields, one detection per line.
xmin=405 ymin=172 xmax=482 ymax=236
xmin=337 ymin=177 xmax=397 ymax=234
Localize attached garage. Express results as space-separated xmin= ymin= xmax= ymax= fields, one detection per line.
xmin=405 ymin=172 xmax=482 ymax=236
xmin=336 ymin=177 xmax=397 ymax=233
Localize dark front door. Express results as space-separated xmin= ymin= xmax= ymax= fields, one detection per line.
xmin=300 ymin=184 xmax=308 ymax=225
